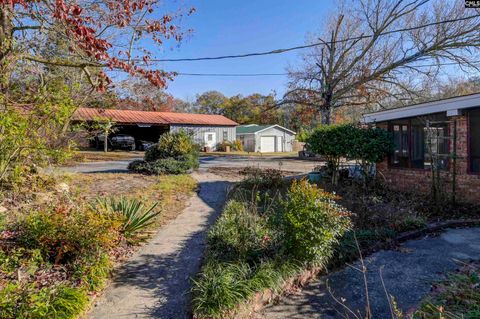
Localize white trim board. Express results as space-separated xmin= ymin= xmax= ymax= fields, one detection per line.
xmin=254 ymin=125 xmax=296 ymax=135
xmin=363 ymin=93 xmax=480 ymax=123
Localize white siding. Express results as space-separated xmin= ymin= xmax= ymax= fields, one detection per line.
xmin=169 ymin=125 xmax=236 ymax=150
xmin=254 ymin=127 xmax=296 ymax=152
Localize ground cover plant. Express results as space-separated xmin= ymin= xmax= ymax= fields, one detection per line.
xmin=128 ymin=130 xmax=200 ymax=175
xmin=0 ymin=172 xmax=196 ymax=318
xmin=191 ymin=171 xmax=352 ymax=318
xmin=413 ymin=261 xmax=480 ymax=319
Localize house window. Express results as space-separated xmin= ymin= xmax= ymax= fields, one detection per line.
xmin=207 ymin=133 xmax=213 ymax=141
xmin=389 ymin=115 xmax=449 ymax=170
xmin=223 ymin=130 xmax=228 ymax=141
xmin=470 ymin=108 xmax=480 ymax=173
xmin=391 ymin=122 xmax=409 ymax=167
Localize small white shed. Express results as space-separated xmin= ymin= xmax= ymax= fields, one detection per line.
xmin=236 ymin=124 xmax=296 ymax=153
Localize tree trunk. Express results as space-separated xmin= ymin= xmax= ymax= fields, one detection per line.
xmin=321 ymin=93 xmax=333 ymax=125
xmin=0 ymin=5 xmax=14 ymax=96
xmin=321 ymin=108 xmax=331 ymax=125
xmin=104 ymin=131 xmax=108 ymax=153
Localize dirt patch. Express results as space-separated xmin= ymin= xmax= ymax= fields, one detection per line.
xmin=206 ymin=167 xmax=300 ymax=178
xmin=68 ymin=150 xmax=144 ymax=164
xmin=67 ymin=173 xmax=197 ymax=227
xmin=67 ymin=173 xmax=158 ymax=198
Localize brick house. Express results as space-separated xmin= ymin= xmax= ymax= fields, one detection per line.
xmin=363 ymin=93 xmax=480 ymax=203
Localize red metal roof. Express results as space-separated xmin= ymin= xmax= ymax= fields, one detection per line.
xmin=73 ymin=108 xmax=238 ymax=126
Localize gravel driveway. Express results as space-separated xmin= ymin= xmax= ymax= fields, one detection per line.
xmin=56 ymin=155 xmax=317 ymax=174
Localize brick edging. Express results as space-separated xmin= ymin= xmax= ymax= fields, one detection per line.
xmin=228 ymin=219 xmax=480 ymax=319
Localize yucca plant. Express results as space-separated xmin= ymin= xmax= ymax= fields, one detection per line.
xmin=93 ymin=197 xmax=160 ymax=237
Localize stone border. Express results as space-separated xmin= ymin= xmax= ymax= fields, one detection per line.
xmin=227 ymin=219 xmax=480 ymax=319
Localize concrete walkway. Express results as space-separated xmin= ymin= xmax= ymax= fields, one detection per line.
xmin=259 ymin=227 xmax=480 ymax=319
xmin=88 ymin=171 xmax=229 ymax=319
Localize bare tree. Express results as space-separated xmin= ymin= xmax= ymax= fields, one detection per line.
xmin=283 ymin=0 xmax=480 ymax=124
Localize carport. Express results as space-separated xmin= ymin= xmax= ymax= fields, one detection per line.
xmin=72 ymin=107 xmax=238 ymax=150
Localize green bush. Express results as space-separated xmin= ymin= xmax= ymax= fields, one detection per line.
xmin=0 ymin=283 xmax=88 ymax=319
xmin=129 ymin=156 xmax=198 ymax=175
xmin=0 ymin=85 xmax=76 ymax=186
xmin=281 ymin=179 xmax=352 ymax=265
xmin=191 ymin=260 xmax=300 ymax=319
xmin=131 ymin=130 xmax=199 ymax=175
xmin=307 ymin=124 xmax=393 ymax=184
xmin=192 ymin=178 xmax=350 ymax=318
xmin=127 ymin=159 xmax=147 ymax=172
xmin=72 ymin=253 xmax=112 ymax=291
xmin=16 ymin=206 xmax=121 ymax=264
xmin=145 ymin=130 xmax=198 ymax=162
xmin=207 ymin=200 xmax=272 ymax=263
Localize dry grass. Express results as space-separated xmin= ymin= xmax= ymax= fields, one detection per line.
xmin=69 ymin=150 xmax=144 ymax=164
xmin=201 ymin=151 xmax=298 ymax=157
xmin=0 ymin=172 xmax=197 ymax=230
xmin=66 ymin=172 xmax=197 ymax=227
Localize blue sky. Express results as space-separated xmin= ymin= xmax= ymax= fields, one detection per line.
xmin=157 ymin=0 xmax=335 ymax=100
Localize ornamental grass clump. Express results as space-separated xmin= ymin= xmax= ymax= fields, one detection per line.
xmin=92 ymin=196 xmax=160 ymax=237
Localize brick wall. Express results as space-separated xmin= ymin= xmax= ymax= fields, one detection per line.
xmin=378 ymin=116 xmax=480 ymax=203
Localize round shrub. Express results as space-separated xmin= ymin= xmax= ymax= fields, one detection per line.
xmin=281 ymin=179 xmax=352 ymax=265
xmin=306 ymin=124 xmax=393 ymax=184
xmin=207 ymin=200 xmax=271 ymax=263
xmin=145 ymin=130 xmax=198 ymax=162
xmin=133 ymin=130 xmax=199 ymax=175
xmin=148 ymin=157 xmax=193 ymax=175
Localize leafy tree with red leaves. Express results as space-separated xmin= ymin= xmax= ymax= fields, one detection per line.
xmin=0 ymin=0 xmax=194 ymax=92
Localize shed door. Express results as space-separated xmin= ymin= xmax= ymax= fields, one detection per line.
xmin=260 ymin=136 xmax=276 ymax=152
xmin=204 ymin=132 xmax=216 ymax=148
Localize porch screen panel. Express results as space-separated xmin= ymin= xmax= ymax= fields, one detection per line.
xmin=470 ymin=108 xmax=480 ymax=173
xmin=391 ymin=122 xmax=409 ymax=167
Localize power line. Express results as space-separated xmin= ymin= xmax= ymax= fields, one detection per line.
xmin=174 ymin=60 xmax=480 ymax=77
xmin=176 ymin=72 xmax=287 ymax=76
xmin=140 ymin=14 xmax=480 ymax=62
